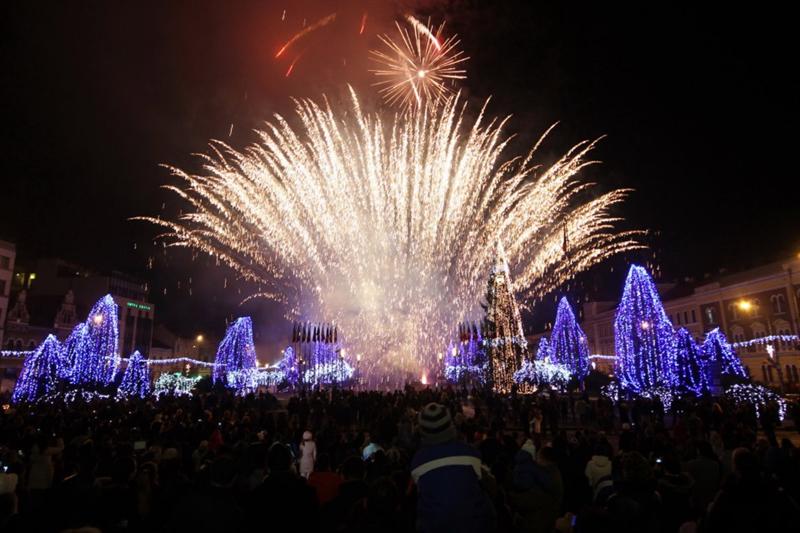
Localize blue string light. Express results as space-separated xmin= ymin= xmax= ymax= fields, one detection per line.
xmin=12 ymin=335 xmax=66 ymax=403
xmin=212 ymin=317 xmax=257 ymax=387
xmin=702 ymin=328 xmax=747 ymax=379
xmin=534 ymin=337 xmax=551 ymax=361
xmin=117 ymin=351 xmax=151 ymax=399
xmin=549 ymin=297 xmax=590 ymax=381
xmin=673 ymin=328 xmax=708 ymax=396
xmin=614 ymin=265 xmax=677 ymax=394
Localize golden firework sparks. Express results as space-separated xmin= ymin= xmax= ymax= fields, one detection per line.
xmin=137 ymin=89 xmax=642 ymax=386
xmin=370 ymin=19 xmax=467 ymax=109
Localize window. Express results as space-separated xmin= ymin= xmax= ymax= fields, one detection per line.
xmin=27 ymin=341 xmax=35 ymax=350
xmin=683 ymin=312 xmax=689 ymax=324
xmin=0 ymin=255 xmax=10 ymax=270
xmin=675 ymin=313 xmax=681 ymax=325
xmin=691 ymin=310 xmax=696 ymax=323
xmin=705 ymin=307 xmax=716 ymax=324
xmin=771 ymin=294 xmax=786 ymax=314
xmin=729 ymin=303 xmax=740 ymax=321
xmin=0 ymin=279 xmax=5 ymax=296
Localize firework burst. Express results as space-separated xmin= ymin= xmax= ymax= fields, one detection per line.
xmin=370 ymin=18 xmax=468 ymax=109
xmin=137 ymin=89 xmax=641 ymax=386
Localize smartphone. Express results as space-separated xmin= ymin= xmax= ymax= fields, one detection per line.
xmin=655 ymin=457 xmax=662 ymax=464
xmin=134 ymin=440 xmax=146 ymax=451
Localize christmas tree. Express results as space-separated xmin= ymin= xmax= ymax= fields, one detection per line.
xmin=64 ymin=323 xmax=89 ymax=383
xmin=673 ymin=328 xmax=708 ymax=396
xmin=213 ymin=317 xmax=257 ymax=387
xmin=702 ymin=328 xmax=747 ymax=379
xmin=117 ymin=351 xmax=151 ymax=399
xmin=278 ymin=346 xmax=300 ymax=386
xmin=534 ymin=337 xmax=551 ymax=361
xmin=482 ymin=242 xmax=527 ymax=392
xmin=12 ymin=335 xmax=66 ymax=403
xmin=614 ymin=265 xmax=676 ymax=394
xmin=72 ymin=295 xmax=120 ymax=387
xmin=549 ymin=297 xmax=590 ymax=381
xmin=444 ymin=323 xmax=488 ymax=385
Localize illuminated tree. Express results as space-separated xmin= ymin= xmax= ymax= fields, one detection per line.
xmin=117 ymin=351 xmax=151 ymax=399
xmin=673 ymin=328 xmax=708 ymax=396
xmin=702 ymin=328 xmax=747 ymax=379
xmin=534 ymin=337 xmax=551 ymax=361
xmin=614 ymin=265 xmax=676 ymax=394
xmin=71 ymin=295 xmax=120 ymax=387
xmin=482 ymin=243 xmax=527 ymax=392
xmin=550 ymin=297 xmax=590 ymax=381
xmin=12 ymin=335 xmax=66 ymax=403
xmin=213 ymin=317 xmax=257 ymax=386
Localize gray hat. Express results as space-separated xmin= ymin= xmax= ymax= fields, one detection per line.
xmin=418 ymin=403 xmax=457 ymax=445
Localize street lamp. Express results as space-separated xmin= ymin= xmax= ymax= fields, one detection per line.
xmin=736 ymin=300 xmax=753 ymax=312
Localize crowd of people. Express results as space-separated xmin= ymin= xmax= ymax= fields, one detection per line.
xmin=0 ymin=385 xmax=798 ymax=532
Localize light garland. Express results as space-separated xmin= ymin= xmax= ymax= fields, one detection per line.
xmin=731 ymin=335 xmax=799 ymax=349
xmin=0 ymin=350 xmax=32 ymax=358
xmin=600 ymin=381 xmax=620 ymax=402
xmin=549 ymin=297 xmax=590 ymax=381
xmin=534 ymin=338 xmax=551 ymax=361
xmin=725 ymin=383 xmax=786 ymax=421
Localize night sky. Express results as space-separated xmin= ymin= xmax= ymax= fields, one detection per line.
xmin=2 ymin=1 xmax=797 ymax=345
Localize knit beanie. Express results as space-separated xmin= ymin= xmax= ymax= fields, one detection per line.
xmin=418 ymin=403 xmax=457 ymax=445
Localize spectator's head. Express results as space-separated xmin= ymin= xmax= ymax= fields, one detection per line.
xmin=341 ymin=455 xmax=365 ymax=482
xmin=537 ymin=446 xmax=557 ymax=466
xmin=732 ymin=447 xmax=759 ymax=481
xmin=367 ymin=477 xmax=399 ymax=516
xmin=209 ymin=455 xmax=237 ymax=489
xmin=316 ymin=453 xmax=331 ymax=472
xmin=620 ymin=452 xmax=653 ymax=487
xmin=268 ymin=443 xmax=293 ymax=473
xmin=696 ymin=440 xmax=717 ymax=460
xmin=302 ymin=430 xmax=312 ymax=442
xmin=418 ymin=403 xmax=456 ymax=445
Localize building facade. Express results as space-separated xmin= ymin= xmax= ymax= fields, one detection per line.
xmin=0 ymin=240 xmax=15 ymax=349
xmin=581 ymin=257 xmax=800 ymax=388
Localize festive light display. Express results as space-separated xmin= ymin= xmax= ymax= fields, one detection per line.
xmin=153 ymin=373 xmax=201 ymax=398
xmin=278 ymin=346 xmax=300 ymax=386
xmin=0 ymin=350 xmax=32 ymax=359
xmin=117 ymin=351 xmax=151 ymax=399
xmin=725 ymin=383 xmax=786 ymax=421
xmin=702 ymin=328 xmax=747 ymax=379
xmin=513 ymin=358 xmax=571 ymax=391
xmin=534 ymin=337 xmax=551 ymax=361
xmin=673 ymin=328 xmax=708 ymax=396
xmin=614 ymin=265 xmax=676 ymax=394
xmin=227 ymin=367 xmax=285 ymax=390
xmin=731 ymin=334 xmax=800 ymax=349
xmin=443 ymin=323 xmax=488 ymax=385
xmin=139 ymin=88 xmax=641 ymax=385
xmin=213 ymin=317 xmax=257 ymax=385
xmin=145 ymin=357 xmax=221 ymax=368
xmin=370 ymin=18 xmax=467 ymax=108
xmin=600 ymin=381 xmax=620 ymax=402
xmin=71 ymin=295 xmax=120 ymax=387
xmin=483 ymin=243 xmax=528 ymax=392
xmin=12 ymin=335 xmax=66 ymax=403
xmin=549 ymin=297 xmax=590 ymax=381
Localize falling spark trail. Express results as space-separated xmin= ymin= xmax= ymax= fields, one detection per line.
xmin=276 ymin=13 xmax=336 ymax=58
xmin=406 ymin=15 xmax=441 ymax=50
xmin=285 ymin=55 xmax=301 ymax=77
xmin=138 ymin=90 xmax=642 ymax=385
xmin=359 ymin=13 xmax=367 ymax=35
